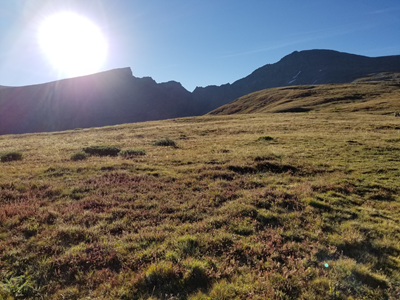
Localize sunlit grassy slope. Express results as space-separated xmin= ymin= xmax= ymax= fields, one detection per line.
xmin=1 ymin=112 xmax=400 ymax=299
xmin=208 ymin=73 xmax=400 ymax=116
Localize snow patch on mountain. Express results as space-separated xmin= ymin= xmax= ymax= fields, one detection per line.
xmin=288 ymin=71 xmax=302 ymax=84
xmin=293 ymin=71 xmax=301 ymax=79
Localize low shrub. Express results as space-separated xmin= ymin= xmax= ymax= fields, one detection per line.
xmin=82 ymin=145 xmax=121 ymax=156
xmin=119 ymin=148 xmax=146 ymax=158
xmin=152 ymin=137 xmax=177 ymax=147
xmin=70 ymin=152 xmax=89 ymax=161
xmin=258 ymin=136 xmax=274 ymax=141
xmin=0 ymin=151 xmax=23 ymax=162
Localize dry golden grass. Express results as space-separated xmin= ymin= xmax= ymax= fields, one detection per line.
xmin=209 ymin=75 xmax=400 ymax=116
xmin=0 ymin=112 xmax=399 ymax=299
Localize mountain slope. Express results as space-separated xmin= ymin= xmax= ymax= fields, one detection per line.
xmin=194 ymin=50 xmax=400 ymax=114
xmin=0 ymin=68 xmax=195 ymax=135
xmin=2 ymin=49 xmax=400 ymax=135
xmin=208 ymin=73 xmax=400 ymax=115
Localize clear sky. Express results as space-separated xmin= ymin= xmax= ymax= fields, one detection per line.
xmin=0 ymin=0 xmax=399 ymax=92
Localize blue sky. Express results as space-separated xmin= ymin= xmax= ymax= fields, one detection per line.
xmin=0 ymin=0 xmax=399 ymax=91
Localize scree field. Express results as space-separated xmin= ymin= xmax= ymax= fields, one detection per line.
xmin=0 ymin=112 xmax=399 ymax=299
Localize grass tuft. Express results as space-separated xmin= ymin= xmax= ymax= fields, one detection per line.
xmin=177 ymin=235 xmax=198 ymax=256
xmin=0 ymin=275 xmax=35 ymax=298
xmin=1 ymin=151 xmax=23 ymax=162
xmin=152 ymin=137 xmax=177 ymax=147
xmin=70 ymin=152 xmax=89 ymax=161
xmin=119 ymin=148 xmax=146 ymax=158
xmin=82 ymin=145 xmax=121 ymax=156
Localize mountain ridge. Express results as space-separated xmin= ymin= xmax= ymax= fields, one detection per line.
xmin=193 ymin=49 xmax=400 ymax=113
xmin=0 ymin=67 xmax=194 ymax=134
xmin=2 ymin=49 xmax=400 ymax=135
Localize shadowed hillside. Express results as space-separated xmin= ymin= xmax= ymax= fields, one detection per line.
xmin=2 ymin=50 xmax=400 ymax=135
xmin=209 ymin=73 xmax=400 ymax=115
xmin=0 ymin=68 xmax=195 ymax=135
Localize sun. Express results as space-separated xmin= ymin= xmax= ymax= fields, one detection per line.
xmin=39 ymin=12 xmax=108 ymax=77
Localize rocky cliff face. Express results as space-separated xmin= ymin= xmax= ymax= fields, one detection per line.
xmin=2 ymin=49 xmax=400 ymax=135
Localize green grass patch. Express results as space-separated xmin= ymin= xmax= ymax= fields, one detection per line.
xmin=0 ymin=275 xmax=35 ymax=299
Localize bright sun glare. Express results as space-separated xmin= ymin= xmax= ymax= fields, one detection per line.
xmin=39 ymin=12 xmax=108 ymax=77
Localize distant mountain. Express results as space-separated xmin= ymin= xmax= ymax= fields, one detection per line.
xmin=208 ymin=73 xmax=400 ymax=115
xmin=0 ymin=68 xmax=194 ymax=135
xmin=194 ymin=49 xmax=400 ymax=114
xmin=2 ymin=49 xmax=400 ymax=135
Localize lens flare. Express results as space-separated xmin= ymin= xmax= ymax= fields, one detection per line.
xmin=39 ymin=12 xmax=108 ymax=77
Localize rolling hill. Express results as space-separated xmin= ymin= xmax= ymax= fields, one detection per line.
xmin=208 ymin=73 xmax=400 ymax=115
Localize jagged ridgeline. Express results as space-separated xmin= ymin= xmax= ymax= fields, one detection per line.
xmin=1 ymin=49 xmax=400 ymax=135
